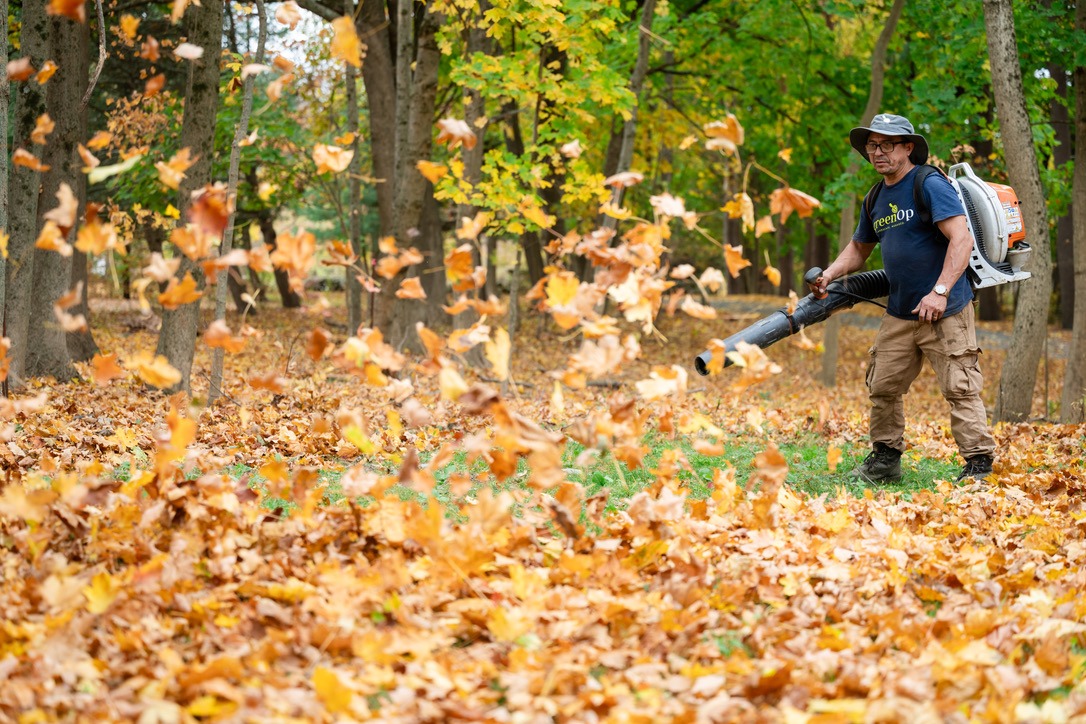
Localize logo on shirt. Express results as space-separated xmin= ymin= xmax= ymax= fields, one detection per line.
xmin=874 ymin=201 xmax=915 ymax=232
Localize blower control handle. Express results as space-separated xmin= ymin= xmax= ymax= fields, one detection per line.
xmin=804 ymin=266 xmax=827 ymax=299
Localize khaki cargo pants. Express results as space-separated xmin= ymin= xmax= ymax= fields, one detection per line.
xmin=866 ymin=306 xmax=996 ymax=458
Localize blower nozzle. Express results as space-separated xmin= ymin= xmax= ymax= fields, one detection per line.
xmin=693 ymin=268 xmax=889 ymax=376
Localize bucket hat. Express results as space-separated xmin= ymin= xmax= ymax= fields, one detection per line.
xmin=849 ymin=113 xmax=928 ymax=166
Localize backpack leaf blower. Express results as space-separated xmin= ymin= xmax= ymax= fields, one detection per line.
xmin=693 ymin=162 xmax=1031 ymax=376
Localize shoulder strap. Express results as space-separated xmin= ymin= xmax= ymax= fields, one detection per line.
xmin=912 ymin=164 xmax=947 ymax=225
xmin=862 ymin=180 xmax=884 ymax=223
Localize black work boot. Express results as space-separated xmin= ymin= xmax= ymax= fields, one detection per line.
xmin=849 ymin=442 xmax=903 ymax=484
xmin=957 ymin=454 xmax=994 ymax=482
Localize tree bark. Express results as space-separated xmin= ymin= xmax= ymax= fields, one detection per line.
xmin=983 ymin=0 xmax=1053 ymax=423
xmin=1052 ymin=65 xmax=1074 ymax=331
xmin=210 ymin=0 xmax=264 ymax=405
xmin=1059 ymin=0 xmax=1086 ymax=423
xmin=259 ymin=215 xmax=301 ymax=307
xmin=345 ymin=0 xmax=364 ymax=335
xmin=4 ymin=0 xmax=49 ymax=385
xmin=155 ymin=0 xmax=224 ymax=394
xmin=0 ymin=0 xmax=8 ymax=348
xmin=25 ymin=9 xmax=92 ymax=381
xmin=820 ymin=0 xmax=905 ymax=387
xmin=67 ymin=9 xmax=97 ymax=363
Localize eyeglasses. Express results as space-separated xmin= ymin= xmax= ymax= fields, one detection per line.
xmin=865 ymin=140 xmax=906 ymax=154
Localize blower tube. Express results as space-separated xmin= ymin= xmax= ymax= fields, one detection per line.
xmin=693 ymin=268 xmax=889 ymax=376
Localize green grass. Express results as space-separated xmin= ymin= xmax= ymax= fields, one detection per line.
xmin=105 ymin=431 xmax=965 ymax=523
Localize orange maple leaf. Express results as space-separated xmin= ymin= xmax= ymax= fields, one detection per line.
xmin=723 ymin=244 xmax=752 ymax=278
xmin=158 ymin=272 xmax=203 ymax=310
xmin=90 ymin=352 xmax=126 ymax=385
xmin=770 ymin=186 xmax=822 ymax=224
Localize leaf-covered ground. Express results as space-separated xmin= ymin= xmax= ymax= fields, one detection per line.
xmin=2 ymin=301 xmax=1085 ymax=723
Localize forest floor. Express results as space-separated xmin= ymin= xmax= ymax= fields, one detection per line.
xmin=2 ymin=296 xmax=1085 ymax=722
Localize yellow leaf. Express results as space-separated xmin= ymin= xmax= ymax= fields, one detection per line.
xmin=127 ymin=351 xmax=182 ymax=389
xmin=763 ymin=264 xmax=781 ymax=287
xmin=416 ymin=160 xmax=448 ymax=184
xmin=0 ymin=230 xmax=8 ymax=259
xmin=314 ymin=667 xmax=353 ymax=714
xmin=827 ymin=445 xmax=843 ymax=473
xmin=778 ymin=148 xmax=793 ymax=163
xmin=35 ymin=60 xmax=58 ymax=84
xmin=155 ymin=148 xmax=196 ymax=190
xmin=487 ymin=607 xmax=532 ymax=643
xmin=83 ymin=571 xmax=119 ymax=614
xmin=313 ymin=143 xmax=353 ymax=174
xmin=164 ymin=203 xmax=180 ymax=219
xmin=439 ymin=365 xmax=468 ymax=402
xmin=342 ymin=425 xmax=376 ymax=454
xmin=518 ymin=198 xmax=555 ymax=229
xmin=331 ymin=16 xmax=363 ymax=68
xmin=275 ymin=1 xmax=302 ymax=28
xmin=31 ymin=113 xmax=54 ymax=144
xmin=724 ymin=244 xmax=751 ymax=278
xmin=755 ymin=215 xmax=776 ymax=239
xmin=158 ymin=272 xmax=203 ymax=310
xmin=35 ymin=220 xmax=72 ymax=257
xmin=722 ymin=192 xmax=755 ymax=233
xmin=485 ymin=327 xmax=510 ymax=381
xmin=545 ymin=271 xmax=579 ymax=307
xmin=120 ymin=14 xmax=140 ymax=40
xmin=186 ymin=697 xmax=238 ymax=718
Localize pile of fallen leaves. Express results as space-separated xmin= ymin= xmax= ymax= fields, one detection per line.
xmin=2 ymin=304 xmax=1085 ymax=723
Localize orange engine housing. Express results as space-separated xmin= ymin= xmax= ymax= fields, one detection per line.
xmin=986 ymin=182 xmax=1026 ymax=247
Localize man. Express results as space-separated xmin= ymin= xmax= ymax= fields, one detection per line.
xmin=813 ymin=113 xmax=996 ymax=483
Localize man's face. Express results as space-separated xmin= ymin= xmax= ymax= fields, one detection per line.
xmin=867 ymin=132 xmax=914 ymax=177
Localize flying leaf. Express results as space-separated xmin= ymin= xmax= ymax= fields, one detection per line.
xmin=395 ymin=277 xmax=427 ymax=300
xmin=272 ymin=55 xmax=295 ymax=73
xmin=0 ymin=231 xmax=8 ymax=260
xmin=307 ymin=328 xmax=331 ymax=361
xmin=78 ymin=144 xmax=100 ymax=172
xmin=724 ymin=244 xmax=752 ymax=278
xmin=158 ymin=272 xmax=203 ymax=310
xmin=331 ymin=16 xmax=363 ymax=68
xmin=7 ymin=58 xmax=36 ymax=82
xmin=12 ymin=148 xmax=50 ymax=172
xmin=604 ymin=171 xmax=644 ymax=188
xmin=704 ymin=114 xmax=744 ymax=155
xmin=127 ymin=350 xmax=182 ymax=388
xmin=435 ymin=118 xmax=477 ymax=150
xmin=778 ymin=148 xmax=793 ymax=164
xmin=722 ymin=192 xmax=755 ymax=233
xmin=276 ymin=0 xmax=303 ymax=28
xmin=174 ymin=42 xmax=204 ymax=60
xmin=650 ymin=193 xmax=685 ymax=218
xmin=827 ymin=445 xmax=843 ymax=473
xmin=763 ymin=264 xmax=782 ymax=287
xmin=141 ymin=36 xmax=160 ymax=62
xmin=91 ymin=352 xmax=126 ymax=385
xmin=241 ymin=63 xmax=271 ymax=80
xmin=416 ymin=160 xmax=447 ymax=184
xmin=270 ymin=230 xmax=316 ymax=292
xmin=313 ymin=144 xmax=353 ymax=174
xmin=770 ymin=187 xmax=822 ymax=224
xmin=35 ymin=61 xmax=58 ymax=84
xmin=86 ymin=130 xmax=112 ymax=150
xmin=755 ymin=215 xmax=776 ymax=239
xmin=171 ymin=0 xmax=191 ymax=22
xmin=560 ymin=139 xmax=583 ymax=158
xmin=36 ymin=221 xmax=72 ymax=257
xmin=456 ymin=212 xmax=491 ymax=241
xmin=75 ymin=213 xmax=120 ymax=255
xmin=518 ymin=198 xmax=555 ymax=229
xmin=680 ymin=297 xmax=717 ymax=320
xmin=155 ymin=148 xmax=196 ymax=190
xmin=87 ymin=153 xmax=142 ymax=184
xmin=43 ymin=183 xmax=78 ymax=231
xmin=190 ymin=183 xmax=232 ymax=237
xmin=144 ymin=73 xmax=166 ymax=97
xmin=636 ymin=365 xmax=688 ymax=402
xmin=204 ymin=320 xmax=247 ymax=353
xmin=47 ymin=0 xmax=86 ymax=22
xmin=700 ymin=267 xmax=726 ymax=293
xmin=485 ymin=327 xmax=511 ymax=381
xmin=120 ymin=14 xmax=140 ymax=41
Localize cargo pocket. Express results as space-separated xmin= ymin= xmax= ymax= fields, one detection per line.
xmin=947 ymin=347 xmax=983 ymax=398
xmin=865 ymin=345 xmax=878 ymax=392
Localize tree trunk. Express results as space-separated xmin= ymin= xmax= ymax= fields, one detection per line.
xmin=67 ymin=12 xmax=97 ymax=363
xmin=601 ymin=0 xmax=657 ymax=229
xmin=26 ymin=8 xmax=91 ymax=382
xmin=345 ymin=0 xmax=364 ymax=335
xmin=820 ymin=0 xmax=905 ymax=387
xmin=983 ymin=0 xmax=1053 ymax=423
xmin=210 ymin=0 xmax=264 ymax=405
xmin=1059 ymin=0 xmax=1086 ymax=423
xmin=374 ymin=5 xmax=444 ymax=349
xmin=4 ymin=0 xmax=49 ymax=385
xmin=259 ymin=215 xmax=300 ymax=307
xmin=1052 ymin=65 xmax=1074 ymax=331
xmin=0 ymin=0 xmax=8 ymax=350
xmin=155 ymin=0 xmax=224 ymax=394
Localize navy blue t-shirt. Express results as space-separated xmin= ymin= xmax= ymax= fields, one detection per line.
xmin=854 ymin=166 xmax=972 ymax=320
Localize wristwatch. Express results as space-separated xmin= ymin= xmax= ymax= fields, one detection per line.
xmin=933 ymin=284 xmax=949 ymax=297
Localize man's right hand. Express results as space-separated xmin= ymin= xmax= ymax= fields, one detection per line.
xmin=813 ymin=268 xmax=837 ymax=296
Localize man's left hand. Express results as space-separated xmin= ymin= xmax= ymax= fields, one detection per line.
xmin=912 ymin=292 xmax=948 ymax=323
